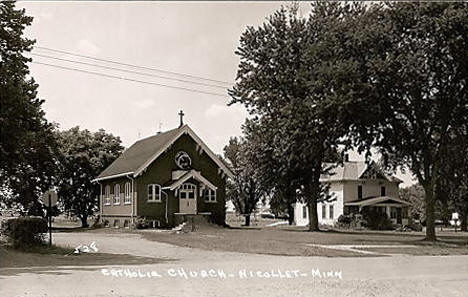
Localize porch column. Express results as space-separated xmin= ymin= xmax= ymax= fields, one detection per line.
xmin=386 ymin=206 xmax=391 ymax=218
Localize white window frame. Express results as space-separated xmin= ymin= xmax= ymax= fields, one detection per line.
xmin=104 ymin=185 xmax=111 ymax=205
xmin=204 ymin=188 xmax=216 ymax=203
xmin=124 ymin=182 xmax=131 ymax=204
xmin=114 ymin=184 xmax=120 ymax=205
xmin=148 ymin=184 xmax=162 ymax=202
xmin=179 ymin=183 xmax=196 ymax=199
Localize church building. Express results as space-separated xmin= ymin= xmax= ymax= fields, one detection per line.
xmin=93 ymin=112 xmax=233 ymax=228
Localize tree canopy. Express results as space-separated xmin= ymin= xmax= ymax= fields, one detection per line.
xmin=358 ymin=2 xmax=468 ymax=240
xmin=229 ymin=3 xmax=370 ymax=230
xmin=56 ymin=127 xmax=124 ymax=227
xmin=0 ymin=2 xmax=59 ymax=214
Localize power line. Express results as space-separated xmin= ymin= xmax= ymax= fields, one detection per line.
xmin=35 ymin=46 xmax=232 ymax=86
xmin=31 ymin=61 xmax=228 ymax=98
xmin=29 ymin=52 xmax=228 ymax=90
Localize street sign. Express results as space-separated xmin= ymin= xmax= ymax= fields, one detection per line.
xmin=41 ymin=190 xmax=58 ymax=207
xmin=41 ymin=189 xmax=58 ymax=246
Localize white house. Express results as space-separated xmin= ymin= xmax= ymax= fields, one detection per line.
xmin=294 ymin=161 xmax=410 ymax=227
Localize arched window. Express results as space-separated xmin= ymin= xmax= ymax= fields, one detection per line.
xmin=114 ymin=184 xmax=120 ymax=204
xmin=124 ymin=182 xmax=131 ymax=204
xmin=148 ymin=184 xmax=161 ymax=202
xmin=104 ymin=185 xmax=111 ymax=205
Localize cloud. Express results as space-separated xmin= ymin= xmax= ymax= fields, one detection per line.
xmin=205 ymin=104 xmax=229 ymax=117
xmin=205 ymin=103 xmax=247 ymax=119
xmin=132 ymin=99 xmax=156 ymax=109
xmin=77 ymin=39 xmax=101 ymax=55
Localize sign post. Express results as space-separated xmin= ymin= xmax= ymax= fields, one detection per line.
xmin=452 ymin=213 xmax=459 ymax=233
xmin=41 ymin=190 xmax=58 ymax=246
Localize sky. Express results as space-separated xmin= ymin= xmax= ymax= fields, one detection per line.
xmin=17 ymin=1 xmax=416 ymax=187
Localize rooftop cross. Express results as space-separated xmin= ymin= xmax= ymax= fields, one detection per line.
xmin=178 ymin=110 xmax=185 ymax=127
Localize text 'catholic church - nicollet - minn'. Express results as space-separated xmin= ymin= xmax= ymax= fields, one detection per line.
xmin=92 ymin=111 xmax=234 ymax=228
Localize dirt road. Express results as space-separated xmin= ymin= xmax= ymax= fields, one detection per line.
xmin=1 ymin=230 xmax=467 ymax=297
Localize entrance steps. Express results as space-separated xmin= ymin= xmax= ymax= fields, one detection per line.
xmin=173 ymin=213 xmax=214 ymax=232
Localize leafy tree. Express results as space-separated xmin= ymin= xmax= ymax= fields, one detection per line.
xmin=438 ymin=124 xmax=468 ymax=231
xmin=223 ymin=137 xmax=267 ymax=226
xmin=242 ymin=119 xmax=299 ymax=224
xmin=229 ymin=3 xmax=368 ymax=231
xmin=0 ymin=1 xmax=59 ymax=214
xmin=358 ymin=2 xmax=468 ymax=240
xmin=400 ymin=184 xmax=425 ymax=221
xmin=56 ymin=127 xmax=123 ymax=227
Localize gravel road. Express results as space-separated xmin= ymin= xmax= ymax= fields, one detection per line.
xmin=1 ymin=230 xmax=467 ymax=297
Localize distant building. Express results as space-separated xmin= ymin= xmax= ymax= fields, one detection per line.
xmin=294 ymin=161 xmax=410 ymax=226
xmin=93 ymin=120 xmax=233 ymax=228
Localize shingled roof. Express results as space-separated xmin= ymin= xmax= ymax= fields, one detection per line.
xmin=320 ymin=161 xmax=402 ymax=183
xmin=94 ymin=125 xmax=233 ymax=181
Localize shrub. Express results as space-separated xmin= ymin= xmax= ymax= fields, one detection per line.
xmin=336 ymin=214 xmax=367 ymax=229
xmin=2 ymin=217 xmax=48 ymax=248
xmin=361 ymin=209 xmax=394 ymax=230
xmin=135 ymin=217 xmax=149 ymax=229
xmin=337 ymin=214 xmax=353 ymax=225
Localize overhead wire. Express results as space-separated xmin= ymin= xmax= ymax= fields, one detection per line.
xmin=31 ymin=61 xmax=228 ymax=97
xmin=35 ymin=45 xmax=232 ymax=86
xmin=29 ymin=52 xmax=228 ymax=90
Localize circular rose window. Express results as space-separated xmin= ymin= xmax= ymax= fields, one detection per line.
xmin=175 ymin=151 xmax=192 ymax=170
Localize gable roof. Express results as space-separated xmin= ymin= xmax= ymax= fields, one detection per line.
xmin=345 ymin=196 xmax=411 ymax=207
xmin=320 ymin=161 xmax=402 ymax=183
xmin=93 ymin=125 xmax=233 ymax=182
xmin=163 ymin=170 xmax=217 ymax=191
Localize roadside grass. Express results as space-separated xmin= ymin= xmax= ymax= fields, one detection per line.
xmin=140 ymin=224 xmax=468 ymax=257
xmin=356 ymin=245 xmax=468 ymax=256
xmin=0 ymin=244 xmax=172 ymax=276
xmin=10 ymin=243 xmax=75 ymax=255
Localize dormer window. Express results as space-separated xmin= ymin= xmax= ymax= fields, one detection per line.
xmin=381 ymin=186 xmax=386 ymax=196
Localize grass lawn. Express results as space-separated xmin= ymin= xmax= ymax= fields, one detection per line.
xmin=140 ymin=224 xmax=468 ymax=257
xmin=0 ymin=244 xmax=169 ymax=276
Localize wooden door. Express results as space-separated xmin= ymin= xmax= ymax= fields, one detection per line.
xmin=179 ymin=183 xmax=197 ymax=214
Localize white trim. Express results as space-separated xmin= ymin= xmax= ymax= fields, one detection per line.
xmin=147 ymin=184 xmax=162 ymax=202
xmin=92 ymin=171 xmax=134 ymax=182
xmin=104 ymin=185 xmax=111 ymax=205
xmin=204 ymin=188 xmax=216 ymax=203
xmin=124 ymin=182 xmax=131 ymax=204
xmin=164 ymin=170 xmax=217 ymax=191
xmin=345 ymin=196 xmax=411 ymax=207
xmin=113 ymin=184 xmax=121 ymax=205
xmin=133 ymin=125 xmax=233 ymax=179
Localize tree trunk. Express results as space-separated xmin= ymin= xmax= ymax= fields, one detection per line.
xmin=244 ymin=214 xmax=250 ymax=226
xmin=80 ymin=214 xmax=89 ymax=228
xmin=423 ymin=183 xmax=437 ymax=241
xmin=287 ymin=204 xmax=294 ymax=225
xmin=461 ymin=209 xmax=467 ymax=232
xmin=308 ymin=201 xmax=319 ymax=231
xmin=305 ymin=181 xmax=320 ymax=231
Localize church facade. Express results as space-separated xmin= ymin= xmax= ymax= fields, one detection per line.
xmin=93 ymin=123 xmax=233 ymax=228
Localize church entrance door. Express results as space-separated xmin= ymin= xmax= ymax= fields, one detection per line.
xmin=179 ymin=183 xmax=197 ymax=214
